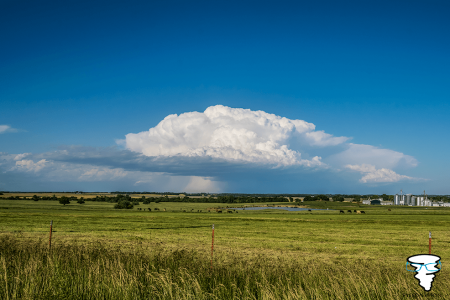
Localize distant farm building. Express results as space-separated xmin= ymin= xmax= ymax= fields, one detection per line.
xmin=362 ymin=198 xmax=392 ymax=205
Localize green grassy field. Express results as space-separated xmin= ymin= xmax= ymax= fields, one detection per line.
xmin=1 ymin=199 xmax=450 ymax=299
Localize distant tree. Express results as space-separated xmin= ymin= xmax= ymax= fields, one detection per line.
xmin=133 ymin=201 xmax=139 ymax=205
xmin=51 ymin=194 xmax=57 ymax=201
xmin=332 ymin=195 xmax=345 ymax=202
xmin=32 ymin=195 xmax=39 ymax=201
xmin=303 ymin=195 xmax=313 ymax=201
xmin=77 ymin=197 xmax=85 ymax=204
xmin=352 ymin=195 xmax=361 ymax=202
xmin=114 ymin=200 xmax=133 ymax=209
xmin=381 ymin=194 xmax=389 ymax=201
xmin=59 ymin=196 xmax=70 ymax=206
xmin=315 ymin=194 xmax=330 ymax=201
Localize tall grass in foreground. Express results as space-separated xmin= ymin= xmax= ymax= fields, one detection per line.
xmin=1 ymin=234 xmax=448 ymax=300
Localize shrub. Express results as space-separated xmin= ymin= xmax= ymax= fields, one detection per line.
xmin=332 ymin=195 xmax=345 ymax=202
xmin=59 ymin=196 xmax=70 ymax=206
xmin=114 ymin=200 xmax=134 ymax=209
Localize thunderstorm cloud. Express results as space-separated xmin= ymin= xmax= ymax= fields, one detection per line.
xmin=124 ymin=105 xmax=344 ymax=167
xmin=1 ymin=105 xmax=423 ymax=191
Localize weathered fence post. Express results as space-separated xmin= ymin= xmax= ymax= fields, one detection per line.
xmin=429 ymin=231 xmax=432 ymax=254
xmin=211 ymin=224 xmax=215 ymax=269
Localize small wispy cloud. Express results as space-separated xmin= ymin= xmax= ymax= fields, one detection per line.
xmin=345 ymin=164 xmax=424 ymax=183
xmin=0 ymin=125 xmax=19 ymax=134
xmin=13 ymin=159 xmax=49 ymax=172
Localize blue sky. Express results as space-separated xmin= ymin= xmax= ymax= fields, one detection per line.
xmin=1 ymin=0 xmax=449 ymax=194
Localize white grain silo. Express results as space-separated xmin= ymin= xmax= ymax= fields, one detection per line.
xmin=418 ymin=196 xmax=424 ymax=206
xmin=406 ymin=194 xmax=412 ymax=206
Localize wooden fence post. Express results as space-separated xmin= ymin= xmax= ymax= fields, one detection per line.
xmin=429 ymin=231 xmax=432 ymax=254
xmin=211 ymin=224 xmax=215 ymax=269
xmin=49 ymin=220 xmax=53 ymax=249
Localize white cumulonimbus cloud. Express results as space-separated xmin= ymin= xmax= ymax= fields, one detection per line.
xmin=345 ymin=164 xmax=415 ymax=183
xmin=0 ymin=105 xmax=423 ymax=190
xmin=124 ymin=105 xmax=348 ymax=167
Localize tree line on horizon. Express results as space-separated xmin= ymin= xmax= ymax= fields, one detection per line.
xmin=1 ymin=193 xmax=449 ymax=203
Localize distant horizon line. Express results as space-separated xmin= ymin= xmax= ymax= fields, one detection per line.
xmin=1 ymin=191 xmax=449 ymax=196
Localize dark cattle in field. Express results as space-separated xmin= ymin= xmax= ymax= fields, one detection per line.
xmin=388 ymin=208 xmax=391 ymax=211
xmin=339 ymin=210 xmax=344 ymax=214
xmin=353 ymin=210 xmax=357 ymax=212
xmin=308 ymin=209 xmax=312 ymax=212
xmin=361 ymin=211 xmax=365 ymax=214
xmin=347 ymin=210 xmax=352 ymax=213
